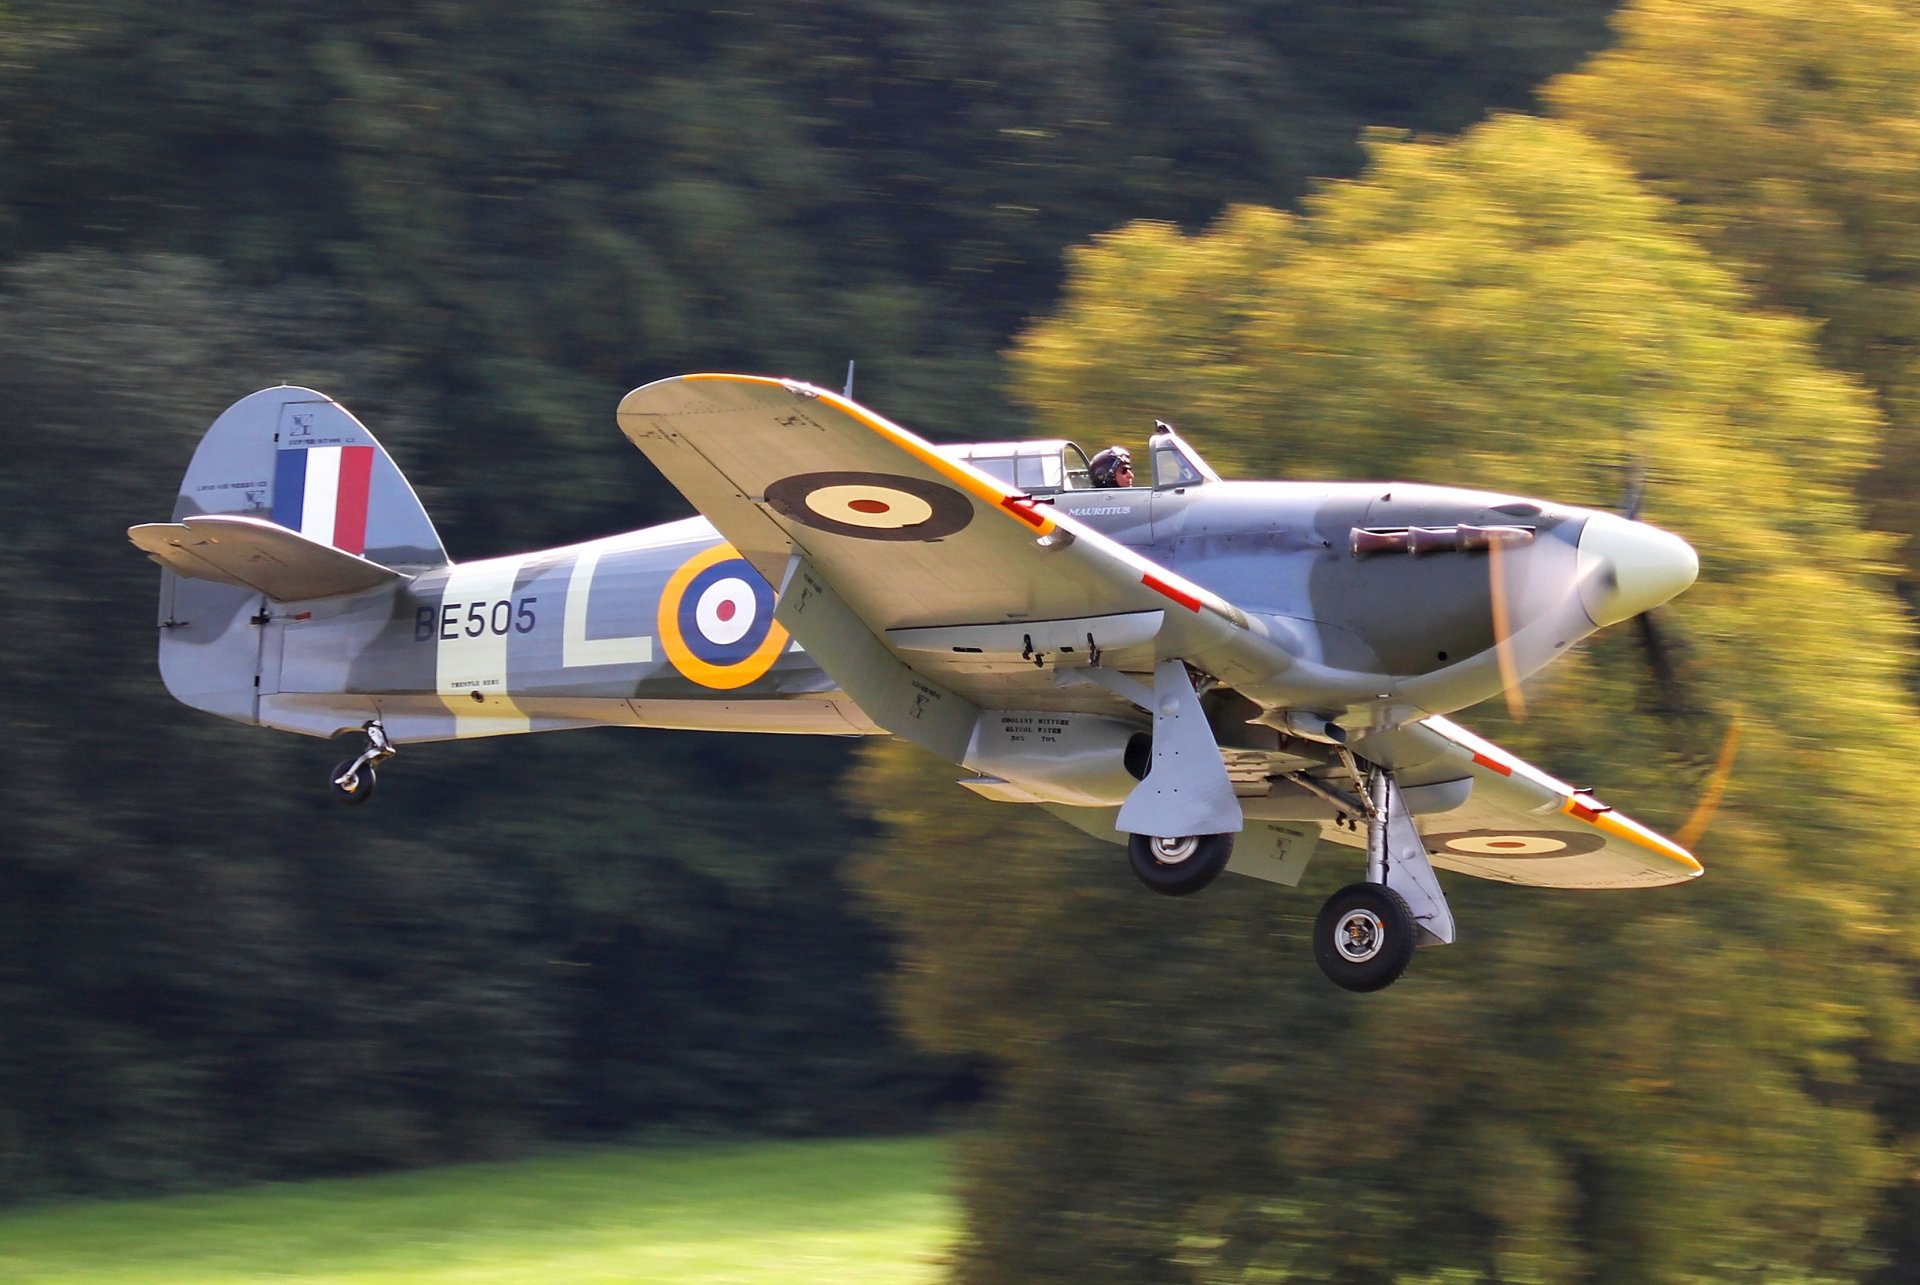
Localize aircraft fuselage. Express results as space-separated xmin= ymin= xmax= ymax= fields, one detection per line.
xmin=236 ymin=478 xmax=1657 ymax=747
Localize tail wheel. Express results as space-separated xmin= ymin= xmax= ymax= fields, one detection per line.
xmin=1127 ymin=832 xmax=1234 ymax=896
xmin=330 ymin=760 xmax=376 ymax=806
xmin=1314 ymin=882 xmax=1416 ymax=991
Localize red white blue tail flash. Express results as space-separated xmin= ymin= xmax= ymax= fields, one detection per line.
xmin=273 ymin=444 xmax=375 ymax=554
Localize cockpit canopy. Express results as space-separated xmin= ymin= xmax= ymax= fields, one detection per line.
xmin=941 ymin=424 xmax=1219 ymax=496
xmin=1146 ymin=422 xmax=1221 ymax=488
xmin=941 ymin=439 xmax=1094 ymax=493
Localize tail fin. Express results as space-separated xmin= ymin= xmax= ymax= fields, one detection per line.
xmin=136 ymin=387 xmax=447 ymax=726
xmin=170 ymin=386 xmax=446 ymax=569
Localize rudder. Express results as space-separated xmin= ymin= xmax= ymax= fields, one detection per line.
xmin=145 ymin=387 xmax=447 ymax=725
xmin=172 ymin=387 xmax=445 ymax=567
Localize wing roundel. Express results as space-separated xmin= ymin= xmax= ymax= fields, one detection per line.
xmin=1373 ymin=715 xmax=1703 ymax=889
xmin=615 ymin=375 xmax=1295 ymax=701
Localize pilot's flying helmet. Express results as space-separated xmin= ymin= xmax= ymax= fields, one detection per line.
xmin=1088 ymin=446 xmax=1133 ymax=487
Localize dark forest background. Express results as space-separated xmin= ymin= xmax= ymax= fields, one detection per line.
xmin=5 ymin=2 xmax=1920 ymax=1281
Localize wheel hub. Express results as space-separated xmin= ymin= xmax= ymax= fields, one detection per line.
xmin=1148 ymin=835 xmax=1200 ymax=866
xmin=1334 ymin=908 xmax=1386 ymax=963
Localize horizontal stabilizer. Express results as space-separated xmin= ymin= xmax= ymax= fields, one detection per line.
xmin=129 ymin=514 xmax=405 ymax=602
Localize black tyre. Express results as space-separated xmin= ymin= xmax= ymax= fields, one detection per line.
xmin=330 ymin=760 xmax=376 ymax=806
xmin=1314 ymin=882 xmax=1416 ymax=992
xmin=1127 ymin=832 xmax=1234 ymax=896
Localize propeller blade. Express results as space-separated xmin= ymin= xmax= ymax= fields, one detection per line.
xmin=1635 ymin=609 xmax=1687 ymax=714
xmin=1607 ymin=463 xmax=1694 ymax=714
xmin=1487 ymin=536 xmax=1528 ymax=721
xmin=1620 ymin=459 xmax=1647 ymax=523
xmin=1674 ymin=715 xmax=1741 ymax=851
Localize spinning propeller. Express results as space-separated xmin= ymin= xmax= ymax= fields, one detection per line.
xmin=1486 ymin=463 xmax=1737 ymax=843
xmin=1619 ymin=463 xmax=1688 ymax=715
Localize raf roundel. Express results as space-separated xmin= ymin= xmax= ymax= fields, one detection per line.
xmin=1423 ymin=830 xmax=1606 ymax=859
xmin=764 ymin=471 xmax=973 ymax=541
xmin=657 ymin=543 xmax=790 ymax=690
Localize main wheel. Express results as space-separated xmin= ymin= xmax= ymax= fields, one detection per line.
xmin=1127 ymin=832 xmax=1234 ymax=896
xmin=1314 ymin=883 xmax=1416 ymax=991
xmin=330 ymin=760 xmax=376 ymax=806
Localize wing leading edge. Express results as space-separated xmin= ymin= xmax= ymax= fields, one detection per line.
xmin=1359 ymin=715 xmax=1702 ymax=889
xmin=615 ymin=374 xmax=1296 ymax=705
xmin=618 ymin=375 xmax=1702 ymax=892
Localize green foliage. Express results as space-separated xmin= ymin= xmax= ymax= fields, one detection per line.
xmin=1547 ymin=0 xmax=1920 ymax=581
xmin=22 ymin=7 xmax=1920 ymax=1278
xmin=1011 ymin=118 xmax=1915 ymax=811
xmin=0 ymin=0 xmax=1622 ymax=533
xmin=0 ymin=252 xmax=937 ymax=1200
xmin=0 ymin=0 xmax=1648 ymax=1208
xmin=843 ymin=115 xmax=1920 ymax=1281
xmin=853 ymin=742 xmax=1902 ymax=1284
xmin=0 ymin=1136 xmax=952 ymax=1283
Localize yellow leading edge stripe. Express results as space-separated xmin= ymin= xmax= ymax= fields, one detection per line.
xmin=1561 ymin=796 xmax=1701 ymax=874
xmin=689 ymin=377 xmax=1699 ymax=877
xmin=685 ymin=375 xmax=1245 ymax=624
xmin=684 ymin=373 xmax=1060 ymax=536
xmin=1432 ymin=708 xmax=1701 ymax=877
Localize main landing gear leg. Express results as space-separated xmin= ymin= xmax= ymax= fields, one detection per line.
xmin=1313 ymin=770 xmax=1455 ymax=992
xmin=330 ymin=720 xmax=395 ymax=806
xmin=1117 ymin=659 xmax=1243 ymax=897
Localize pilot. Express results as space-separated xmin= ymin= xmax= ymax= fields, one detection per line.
xmin=1088 ymin=446 xmax=1134 ymax=488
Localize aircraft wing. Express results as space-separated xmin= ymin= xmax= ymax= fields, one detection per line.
xmin=615 ymin=374 xmax=1295 ymax=707
xmin=1348 ymin=714 xmax=1702 ymax=889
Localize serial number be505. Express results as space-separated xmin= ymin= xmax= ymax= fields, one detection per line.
xmin=417 ymin=597 xmax=539 ymax=641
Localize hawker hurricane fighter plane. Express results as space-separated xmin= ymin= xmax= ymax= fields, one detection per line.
xmin=131 ymin=377 xmax=1701 ymax=991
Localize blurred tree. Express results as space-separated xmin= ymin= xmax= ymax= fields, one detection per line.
xmin=0 ymin=0 xmax=1622 ymax=551
xmin=7 ymin=3 xmax=1919 ymax=1260
xmin=1547 ymin=0 xmax=1920 ymax=588
xmin=0 ymin=251 xmax=558 ymax=1195
xmin=845 ymin=114 xmax=1918 ymax=1281
xmin=0 ymin=0 xmax=1654 ymax=1199
xmin=0 ymin=252 xmax=936 ymax=1200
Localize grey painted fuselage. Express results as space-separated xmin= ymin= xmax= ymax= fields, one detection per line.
xmin=199 ymin=478 xmax=1591 ymax=748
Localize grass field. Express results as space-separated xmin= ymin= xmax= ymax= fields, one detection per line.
xmin=0 ymin=1135 xmax=954 ymax=1283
